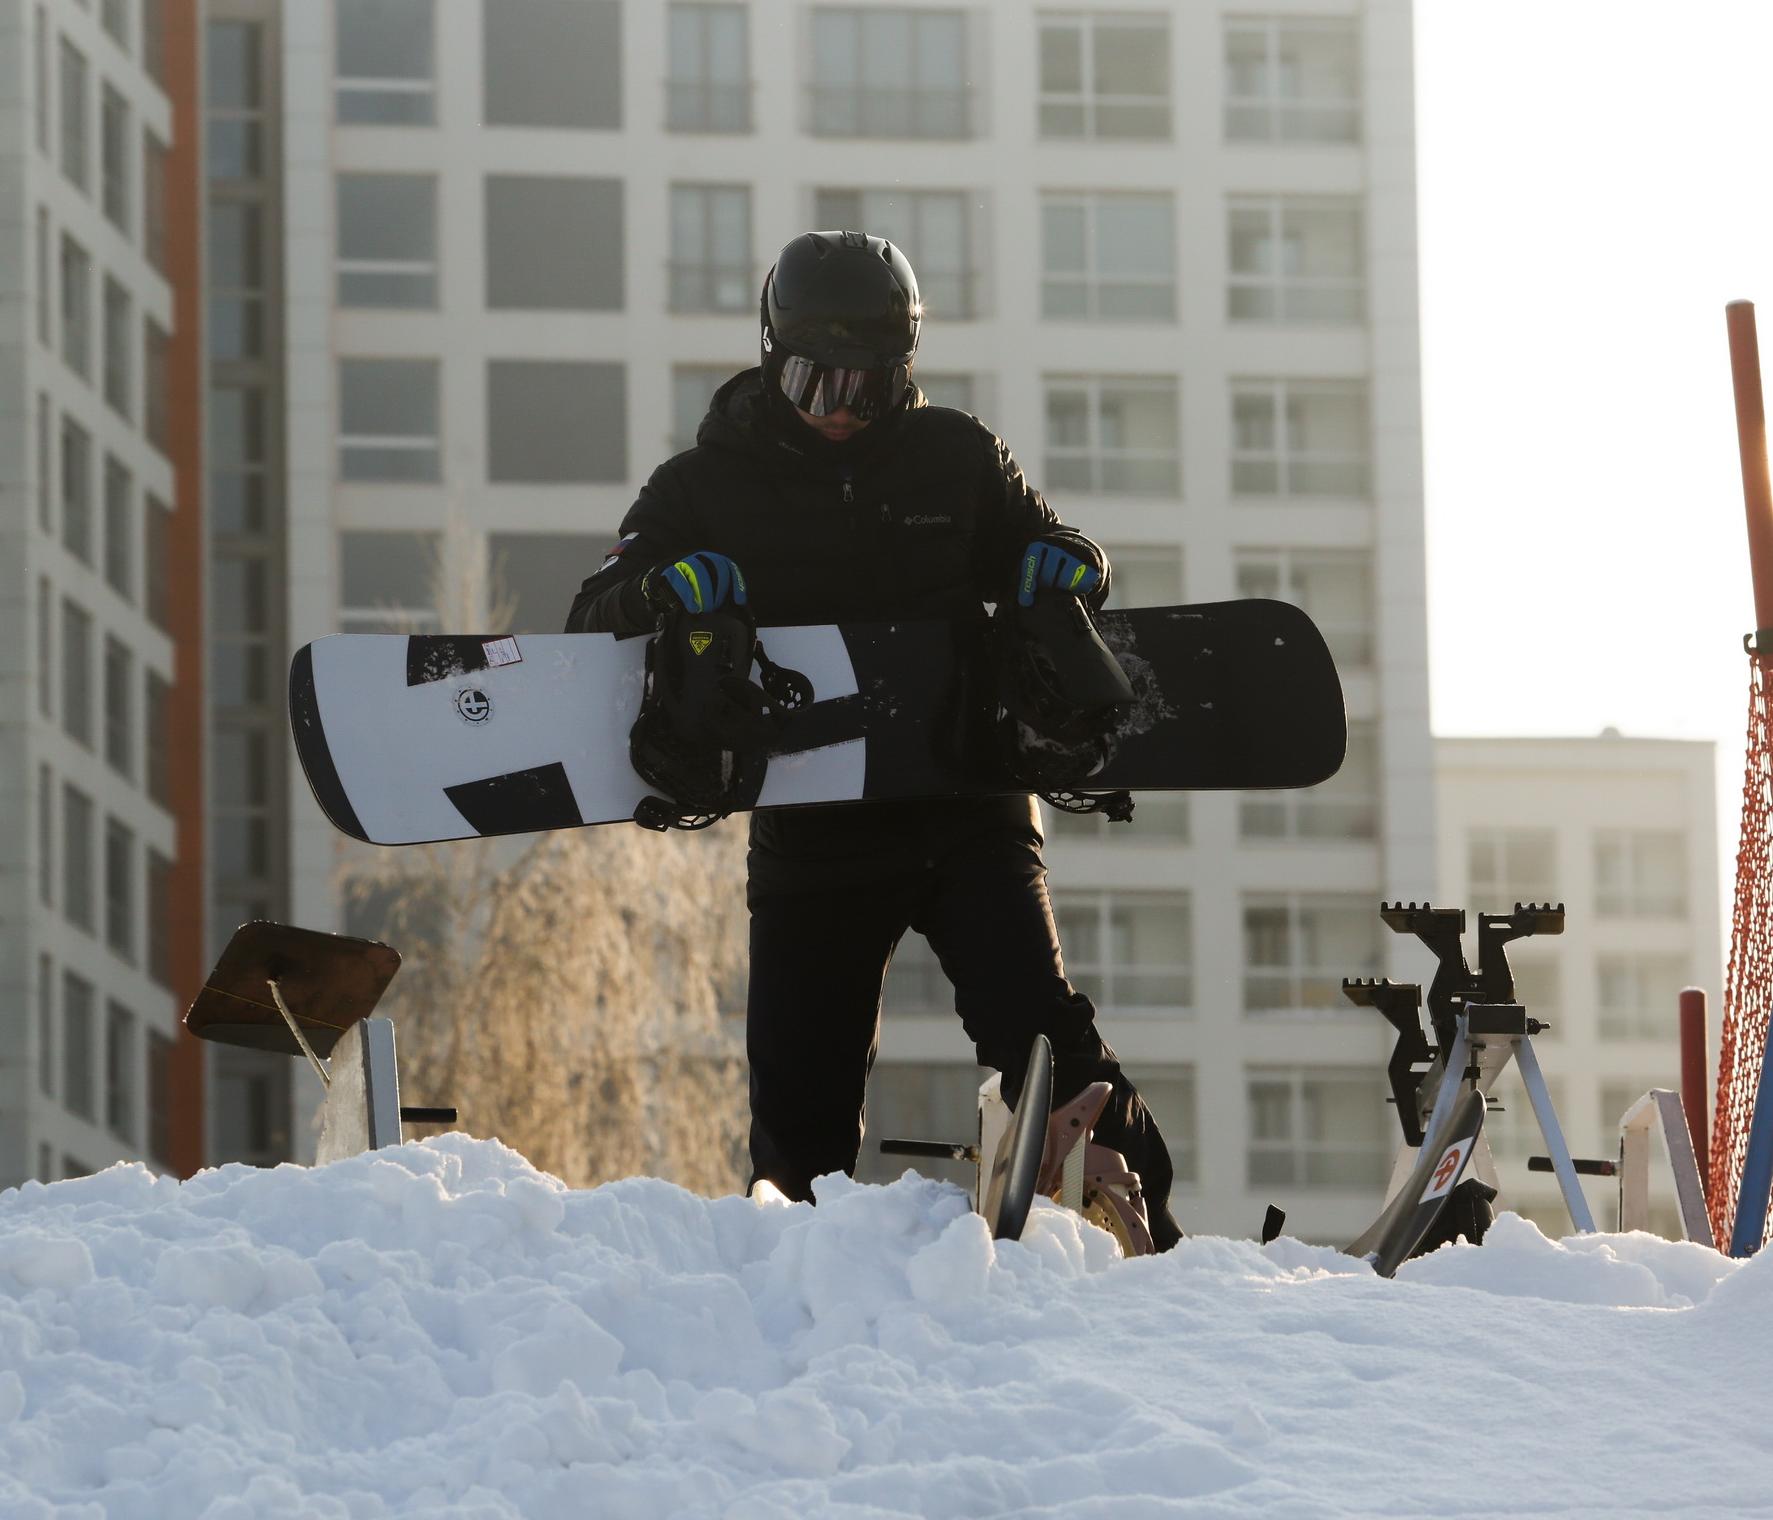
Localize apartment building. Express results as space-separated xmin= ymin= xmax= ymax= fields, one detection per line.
xmin=2 ymin=0 xmax=206 ymax=1188
xmin=228 ymin=0 xmax=1431 ymax=1243
xmin=1436 ymin=733 xmax=1720 ymax=1238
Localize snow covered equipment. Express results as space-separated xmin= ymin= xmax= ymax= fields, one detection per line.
xmin=628 ymin=604 xmax=810 ymax=830
xmin=289 ymin=600 xmax=1345 ymax=846
xmin=880 ymin=1033 xmax=1159 ymax=1256
xmin=183 ymin=921 xmax=456 ymax=1164
xmin=1337 ymin=901 xmax=1603 ymax=1272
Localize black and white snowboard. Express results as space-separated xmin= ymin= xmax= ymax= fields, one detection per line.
xmin=290 ymin=599 xmax=1346 ymax=847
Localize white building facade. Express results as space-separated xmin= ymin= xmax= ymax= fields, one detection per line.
xmin=2 ymin=0 xmax=189 ymax=1187
xmin=245 ymin=0 xmax=1434 ymax=1240
xmin=1435 ymin=734 xmax=1720 ymax=1238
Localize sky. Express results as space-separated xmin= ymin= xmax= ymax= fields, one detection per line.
xmin=1413 ymin=0 xmax=1773 ymax=928
xmin=3 ymin=1134 xmax=1767 ymax=1517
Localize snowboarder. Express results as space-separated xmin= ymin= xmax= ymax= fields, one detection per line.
xmin=567 ymin=230 xmax=1183 ymax=1249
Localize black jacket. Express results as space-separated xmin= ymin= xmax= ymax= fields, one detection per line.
xmin=566 ymin=370 xmax=1078 ymax=872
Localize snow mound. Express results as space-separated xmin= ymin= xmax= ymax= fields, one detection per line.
xmin=2 ymin=1137 xmax=1769 ymax=1518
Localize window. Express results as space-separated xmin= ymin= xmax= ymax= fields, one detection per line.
xmin=813 ymin=188 xmax=974 ymax=317
xmin=206 ymin=20 xmax=264 ymax=179
xmin=483 ymin=0 xmax=621 ymax=129
xmin=1484 ymin=1069 xmax=1567 ymax=1163
xmin=142 ymin=0 xmax=166 ymax=85
xmin=484 ymin=175 xmax=624 ymax=311
xmin=915 ymin=372 xmax=977 ymax=413
xmin=1041 ymin=192 xmax=1175 ymax=321
xmin=1242 ymin=722 xmax=1377 ymax=840
xmin=61 ymin=598 xmax=94 ymax=747
xmin=106 ymin=1002 xmax=135 ymax=1140
xmin=1101 ymin=544 xmax=1183 ymax=610
xmin=63 ymin=784 xmax=96 ymax=932
xmin=669 ymin=185 xmax=752 ymax=313
xmin=1597 ymin=954 xmax=1689 ymax=1041
xmin=1231 ymin=379 xmax=1370 ymax=498
xmin=102 ymin=0 xmax=129 ymax=50
xmin=143 ymin=132 xmax=169 ymax=273
xmin=147 ymin=1029 xmax=174 ymax=1165
xmin=671 ymin=364 xmax=733 ymax=454
xmin=1225 ymin=17 xmax=1361 ymax=145
xmin=856 ymin=1062 xmax=988 ymax=1189
xmin=1594 ymin=831 xmax=1687 ymax=919
xmin=105 ymin=817 xmax=135 ymax=960
xmin=210 ymin=386 xmax=268 ymax=532
xmin=1045 ymin=375 xmax=1180 ymax=496
xmin=39 ymin=765 xmax=55 ymax=906
xmin=1468 ymin=828 xmax=1558 ymax=912
xmin=37 ymin=207 xmax=52 ymax=347
xmin=101 ymin=83 xmax=130 ymax=232
xmin=1041 ymin=793 xmax=1189 ymax=845
xmin=103 ymin=456 xmax=133 ymax=599
xmin=61 ymin=39 xmax=90 ymax=191
xmin=810 ymin=7 xmax=968 ymax=139
xmin=487 ymin=360 xmax=627 ymax=483
xmin=667 ymin=3 xmax=749 ymax=132
xmin=1248 ymin=1068 xmax=1391 ymax=1189
xmin=1138 ymin=1066 xmax=1199 ymax=1186
xmin=62 ymin=416 xmax=92 ymax=563
xmin=1510 ymin=955 xmax=1561 ymax=1036
xmin=1051 ymin=890 xmax=1192 ymax=1012
xmin=488 ymin=533 xmax=601 ymax=634
xmin=104 ymin=636 xmax=133 ymax=777
xmin=213 ymin=728 xmax=272 ymax=881
xmin=35 ymin=7 xmax=50 ymax=155
xmin=63 ymin=971 xmax=96 ymax=1120
xmin=1228 ymin=197 xmax=1364 ymax=323
xmin=1038 ymin=11 xmax=1170 ymax=140
xmin=1235 ymin=548 xmax=1373 ymax=668
xmin=39 ymin=955 xmax=56 ymax=1099
xmin=212 ymin=556 xmax=271 ymax=702
xmin=147 ymin=849 xmax=174 ymax=987
xmin=337 ymin=173 xmax=437 ymax=307
xmin=336 ymin=0 xmax=436 ymax=125
xmin=61 ymin=235 xmax=91 ymax=378
xmin=145 ymin=495 xmax=172 ymax=630
xmin=144 ymin=319 xmax=171 ymax=453
xmin=1242 ymin=894 xmax=1379 ymax=1013
xmin=207 ymin=202 xmax=265 ymax=361
xmin=38 ymin=582 xmax=54 ymax=719
xmin=339 ymin=530 xmax=438 ymax=633
xmin=104 ymin=277 xmax=132 ymax=417
xmin=146 ymin=670 xmax=171 ymax=807
xmin=339 ymin=358 xmax=440 ymax=481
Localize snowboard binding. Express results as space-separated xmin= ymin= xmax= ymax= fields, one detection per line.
xmin=630 ymin=606 xmax=811 ymax=831
xmin=989 ymin=593 xmax=1136 ymax=822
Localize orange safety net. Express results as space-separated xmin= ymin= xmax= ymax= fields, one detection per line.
xmin=1710 ymin=650 xmax=1773 ymax=1250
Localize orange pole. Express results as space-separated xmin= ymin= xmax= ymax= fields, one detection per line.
xmin=1726 ymin=302 xmax=1773 ymax=635
xmin=1681 ymin=987 xmax=1709 ymax=1190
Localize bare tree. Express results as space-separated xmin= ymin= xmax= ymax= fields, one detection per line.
xmin=333 ymin=518 xmax=751 ymax=1193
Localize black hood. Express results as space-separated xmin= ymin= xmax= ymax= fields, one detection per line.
xmin=697 ymin=367 xmax=925 ymax=475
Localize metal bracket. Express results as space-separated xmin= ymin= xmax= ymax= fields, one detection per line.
xmin=1617 ymin=1089 xmax=1712 ymax=1243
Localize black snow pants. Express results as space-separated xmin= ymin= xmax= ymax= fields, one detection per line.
xmin=744 ymin=795 xmax=1183 ymax=1250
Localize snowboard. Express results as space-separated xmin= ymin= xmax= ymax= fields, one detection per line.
xmin=289 ymin=599 xmax=1346 ymax=847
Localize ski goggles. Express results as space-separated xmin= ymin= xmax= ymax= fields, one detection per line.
xmin=774 ymin=353 xmax=911 ymax=421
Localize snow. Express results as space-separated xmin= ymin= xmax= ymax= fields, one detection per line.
xmin=2 ymin=1138 xmax=1769 ymax=1518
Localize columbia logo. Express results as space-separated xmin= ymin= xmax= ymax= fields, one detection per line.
xmin=903 ymin=514 xmax=952 ymax=526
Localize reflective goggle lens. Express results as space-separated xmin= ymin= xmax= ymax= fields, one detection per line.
xmin=776 ymin=355 xmax=908 ymax=420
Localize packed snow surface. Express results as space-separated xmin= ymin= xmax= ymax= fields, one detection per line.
xmin=3 ymin=1137 xmax=1769 ymax=1518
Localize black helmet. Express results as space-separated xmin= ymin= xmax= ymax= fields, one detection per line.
xmin=760 ymin=231 xmax=922 ymax=420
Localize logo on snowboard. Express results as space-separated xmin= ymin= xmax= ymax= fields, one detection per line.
xmin=689 ymin=631 xmax=713 ymax=655
xmin=455 ymin=688 xmax=492 ymax=723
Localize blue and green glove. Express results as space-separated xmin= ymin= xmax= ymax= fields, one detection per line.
xmin=641 ymin=551 xmax=748 ymax=616
xmin=1017 ymin=538 xmax=1103 ymax=608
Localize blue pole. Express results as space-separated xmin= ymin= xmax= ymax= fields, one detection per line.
xmin=1729 ymin=1035 xmax=1773 ymax=1257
